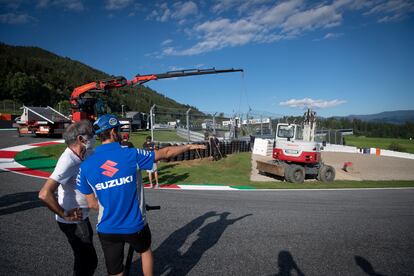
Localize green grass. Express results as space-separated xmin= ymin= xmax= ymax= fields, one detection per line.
xmin=142 ymin=153 xmax=252 ymax=185
xmin=16 ymin=130 xmax=185 ymax=162
xmin=15 ymin=143 xmax=414 ymax=189
xmin=130 ymin=130 xmax=186 ymax=147
xmin=147 ymin=152 xmax=414 ymax=189
xmin=14 ymin=145 xmax=62 ymax=172
xmin=344 ymin=135 xmax=414 ymax=154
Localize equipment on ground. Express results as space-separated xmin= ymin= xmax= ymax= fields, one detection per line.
xmin=70 ymin=68 xmax=243 ymax=122
xmin=256 ymin=109 xmax=335 ymax=183
xmin=15 ymin=106 xmax=71 ymax=137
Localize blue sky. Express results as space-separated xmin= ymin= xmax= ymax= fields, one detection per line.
xmin=1 ymin=0 xmax=413 ymax=117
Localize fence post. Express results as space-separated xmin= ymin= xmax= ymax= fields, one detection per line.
xmin=150 ymin=104 xmax=156 ymax=141
xmin=213 ymin=112 xmax=217 ymax=135
xmin=186 ymin=108 xmax=191 ymax=142
xmin=260 ymin=115 xmax=263 ymax=136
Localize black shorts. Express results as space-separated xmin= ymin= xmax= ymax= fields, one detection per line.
xmin=98 ymin=224 xmax=152 ymax=275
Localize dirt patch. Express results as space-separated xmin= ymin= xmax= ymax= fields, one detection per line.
xmin=251 ymin=152 xmax=414 ymax=182
xmin=250 ymin=154 xmax=281 ymax=182
xmin=321 ymin=152 xmax=414 ymax=181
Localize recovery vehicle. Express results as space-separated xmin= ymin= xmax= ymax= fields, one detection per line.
xmin=256 ymin=109 xmax=335 ymax=183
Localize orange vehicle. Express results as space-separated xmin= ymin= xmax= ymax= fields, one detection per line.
xmin=70 ymin=68 xmax=243 ymax=122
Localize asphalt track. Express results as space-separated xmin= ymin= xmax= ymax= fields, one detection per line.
xmin=1 ymin=130 xmax=414 ymax=276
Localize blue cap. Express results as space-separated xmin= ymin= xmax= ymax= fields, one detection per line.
xmin=93 ymin=114 xmax=120 ymax=134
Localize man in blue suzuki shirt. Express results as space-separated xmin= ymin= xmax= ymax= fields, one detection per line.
xmin=76 ymin=114 xmax=205 ymax=276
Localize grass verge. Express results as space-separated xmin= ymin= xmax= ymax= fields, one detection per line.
xmin=345 ymin=135 xmax=414 ymax=154
xmin=15 ymin=145 xmax=414 ymax=189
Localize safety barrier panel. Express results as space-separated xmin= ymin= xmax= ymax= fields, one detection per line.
xmin=176 ymin=128 xmax=205 ymax=142
xmin=252 ymin=138 xmax=274 ymax=156
xmin=323 ymin=144 xmax=359 ymax=153
xmin=324 ymin=144 xmax=414 ymax=160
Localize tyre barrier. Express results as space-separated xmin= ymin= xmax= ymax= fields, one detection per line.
xmin=157 ymin=140 xmax=251 ymax=162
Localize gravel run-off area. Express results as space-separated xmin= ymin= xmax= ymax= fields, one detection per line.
xmin=251 ymin=152 xmax=414 ymax=181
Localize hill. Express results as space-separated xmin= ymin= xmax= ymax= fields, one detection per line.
xmin=346 ymin=110 xmax=414 ymax=125
xmin=0 ymin=42 xmax=199 ymax=115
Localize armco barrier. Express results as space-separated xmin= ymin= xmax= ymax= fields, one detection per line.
xmin=323 ymin=144 xmax=359 ymax=153
xmin=176 ymin=128 xmax=205 ymax=142
xmin=324 ymin=144 xmax=414 ymax=160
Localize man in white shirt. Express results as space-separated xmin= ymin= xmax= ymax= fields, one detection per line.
xmin=39 ymin=120 xmax=97 ymax=276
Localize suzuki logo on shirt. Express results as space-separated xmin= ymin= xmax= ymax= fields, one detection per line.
xmin=100 ymin=160 xmax=119 ymax=177
xmin=95 ymin=175 xmax=133 ymax=190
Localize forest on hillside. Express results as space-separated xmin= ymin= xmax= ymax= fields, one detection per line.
xmin=0 ymin=43 xmax=198 ymax=115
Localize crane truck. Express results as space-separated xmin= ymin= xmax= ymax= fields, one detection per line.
xmin=70 ymin=68 xmax=243 ymax=122
xmin=256 ymin=109 xmax=335 ymax=183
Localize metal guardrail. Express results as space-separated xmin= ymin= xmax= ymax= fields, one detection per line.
xmin=176 ymin=127 xmax=205 ymax=142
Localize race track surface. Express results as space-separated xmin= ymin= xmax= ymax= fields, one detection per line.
xmin=1 ymin=131 xmax=414 ymax=275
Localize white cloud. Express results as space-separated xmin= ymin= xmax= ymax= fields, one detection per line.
xmin=151 ymin=3 xmax=171 ymax=22
xmin=162 ymin=18 xmax=264 ymax=56
xmin=172 ymin=1 xmax=198 ymax=20
xmin=251 ymin=0 xmax=303 ymax=27
xmin=161 ymin=1 xmax=345 ymax=56
xmin=280 ymin=98 xmax=347 ymax=109
xmin=105 ymin=0 xmax=134 ymax=11
xmin=365 ymin=0 xmax=414 ymax=22
xmin=281 ymin=4 xmax=342 ymax=34
xmin=151 ymin=0 xmax=414 ymax=57
xmin=36 ymin=0 xmax=85 ymax=11
xmin=211 ymin=0 xmax=273 ymax=15
xmin=0 ymin=13 xmax=36 ymax=24
xmin=161 ymin=39 xmax=173 ymax=46
xmin=211 ymin=0 xmax=239 ymax=14
xmin=323 ymin=32 xmax=343 ymax=39
xmin=148 ymin=1 xmax=198 ymax=22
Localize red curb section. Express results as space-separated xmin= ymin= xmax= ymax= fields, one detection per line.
xmin=30 ymin=141 xmax=62 ymax=147
xmin=0 ymin=150 xmax=18 ymax=158
xmin=6 ymin=167 xmax=51 ymax=178
xmin=0 ymin=141 xmax=63 ymax=179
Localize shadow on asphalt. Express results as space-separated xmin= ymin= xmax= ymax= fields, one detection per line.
xmin=269 ymin=250 xmax=305 ymax=276
xmin=355 ymin=255 xmax=387 ymax=276
xmin=0 ymin=191 xmax=44 ymax=216
xmin=130 ymin=211 xmax=252 ymax=275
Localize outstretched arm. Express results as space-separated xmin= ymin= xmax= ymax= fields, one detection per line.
xmin=154 ymin=144 xmax=206 ymax=162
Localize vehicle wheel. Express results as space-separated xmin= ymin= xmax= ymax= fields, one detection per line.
xmin=287 ymin=165 xmax=305 ymax=183
xmin=317 ymin=165 xmax=335 ymax=182
xmin=284 ymin=165 xmax=292 ymax=182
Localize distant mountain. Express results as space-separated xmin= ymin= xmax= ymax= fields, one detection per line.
xmin=0 ymin=42 xmax=200 ymax=115
xmin=344 ymin=110 xmax=414 ymax=125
